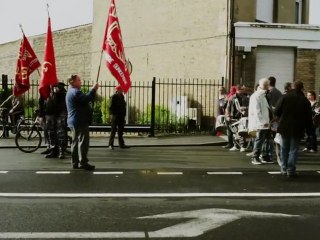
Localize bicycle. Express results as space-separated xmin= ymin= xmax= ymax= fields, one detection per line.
xmin=15 ymin=115 xmax=42 ymax=153
xmin=0 ymin=107 xmax=32 ymax=138
xmin=15 ymin=114 xmax=72 ymax=153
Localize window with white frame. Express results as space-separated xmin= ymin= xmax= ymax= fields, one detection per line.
xmin=256 ymin=0 xmax=274 ymax=23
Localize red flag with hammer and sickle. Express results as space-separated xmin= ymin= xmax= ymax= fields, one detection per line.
xmin=39 ymin=17 xmax=58 ymax=100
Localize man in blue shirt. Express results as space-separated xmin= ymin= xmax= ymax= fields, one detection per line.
xmin=66 ymin=74 xmax=99 ymax=170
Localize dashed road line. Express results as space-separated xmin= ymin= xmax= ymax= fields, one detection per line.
xmin=0 ymin=170 xmax=319 ymax=175
xmin=36 ymin=171 xmax=71 ymax=175
xmin=157 ymin=172 xmax=183 ymax=175
xmin=93 ymin=171 xmax=124 ymax=175
xmin=207 ymin=172 xmax=243 ymax=175
xmin=268 ymin=171 xmax=282 ymax=175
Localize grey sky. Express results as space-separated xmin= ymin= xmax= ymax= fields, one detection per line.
xmin=0 ymin=0 xmax=319 ymax=44
xmin=0 ymin=0 xmax=93 ymax=44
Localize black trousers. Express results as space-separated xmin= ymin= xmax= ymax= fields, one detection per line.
xmin=108 ymin=115 xmax=125 ymax=147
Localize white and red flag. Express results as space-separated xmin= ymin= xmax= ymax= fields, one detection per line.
xmin=102 ymin=0 xmax=131 ymax=93
xmin=13 ymin=34 xmax=41 ymax=96
xmin=39 ymin=17 xmax=58 ymax=99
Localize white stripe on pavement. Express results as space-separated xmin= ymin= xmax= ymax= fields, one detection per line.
xmin=0 ymin=232 xmax=145 ymax=239
xmin=93 ymin=172 xmax=123 ymax=175
xmin=0 ymin=171 xmax=8 ymax=174
xmin=1 ymin=192 xmax=320 ymax=198
xmin=207 ymin=172 xmax=243 ymax=175
xmin=268 ymin=171 xmax=282 ymax=175
xmin=157 ymin=172 xmax=183 ymax=175
xmin=36 ymin=171 xmax=70 ymax=174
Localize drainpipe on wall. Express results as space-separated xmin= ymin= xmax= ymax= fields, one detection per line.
xmin=226 ymin=0 xmax=235 ymax=90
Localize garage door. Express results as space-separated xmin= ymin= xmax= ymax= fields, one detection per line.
xmin=255 ymin=47 xmax=295 ymax=92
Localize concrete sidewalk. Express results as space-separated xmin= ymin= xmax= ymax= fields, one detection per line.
xmin=0 ymin=134 xmax=228 ymax=148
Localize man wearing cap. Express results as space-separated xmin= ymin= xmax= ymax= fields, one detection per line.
xmin=66 ymin=74 xmax=99 ymax=170
xmin=108 ymin=85 xmax=129 ymax=149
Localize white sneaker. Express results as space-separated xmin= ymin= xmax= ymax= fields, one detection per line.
xmin=229 ymin=146 xmax=239 ymax=151
xmin=240 ymin=147 xmax=246 ymax=152
xmin=246 ymin=152 xmax=254 ymax=157
xmin=302 ymin=148 xmax=308 ymax=152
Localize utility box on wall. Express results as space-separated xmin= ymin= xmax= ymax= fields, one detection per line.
xmin=170 ymin=96 xmax=188 ymax=119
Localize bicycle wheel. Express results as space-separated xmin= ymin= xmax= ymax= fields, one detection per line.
xmin=15 ymin=126 xmax=42 ymax=153
xmin=0 ymin=120 xmax=4 ymax=138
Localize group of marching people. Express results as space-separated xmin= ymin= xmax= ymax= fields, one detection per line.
xmin=217 ymin=76 xmax=319 ymax=177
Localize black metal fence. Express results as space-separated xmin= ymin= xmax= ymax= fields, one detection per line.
xmin=1 ymin=74 xmax=223 ymax=135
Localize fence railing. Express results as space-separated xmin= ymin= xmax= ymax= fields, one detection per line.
xmin=1 ymin=74 xmax=224 ymax=135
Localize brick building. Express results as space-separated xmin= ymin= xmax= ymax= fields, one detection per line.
xmin=0 ymin=24 xmax=92 ymax=83
xmin=1 ymin=0 xmax=320 ymax=95
xmin=91 ymin=0 xmax=320 ymax=95
xmin=234 ymin=0 xmax=320 ymax=96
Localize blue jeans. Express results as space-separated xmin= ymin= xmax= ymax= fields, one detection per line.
xmin=280 ymin=137 xmax=300 ymax=175
xmin=253 ymin=129 xmax=271 ymax=159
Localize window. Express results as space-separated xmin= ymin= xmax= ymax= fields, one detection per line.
xmin=256 ymin=0 xmax=274 ymax=23
xmin=295 ymin=0 xmax=302 ymax=24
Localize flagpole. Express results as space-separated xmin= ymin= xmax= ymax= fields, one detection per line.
xmin=19 ymin=24 xmax=25 ymax=35
xmin=19 ymin=24 xmax=41 ymax=77
xmin=96 ymin=49 xmax=103 ymax=83
xmin=46 ymin=3 xmax=50 ymax=18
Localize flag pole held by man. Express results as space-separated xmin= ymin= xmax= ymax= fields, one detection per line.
xmin=102 ymin=0 xmax=131 ymax=149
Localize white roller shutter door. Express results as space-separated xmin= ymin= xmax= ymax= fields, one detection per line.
xmin=255 ymin=47 xmax=295 ymax=92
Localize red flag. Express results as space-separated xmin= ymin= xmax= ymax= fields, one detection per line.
xmin=13 ymin=34 xmax=41 ymax=96
xmin=39 ymin=17 xmax=58 ymax=99
xmin=102 ymin=0 xmax=131 ymax=93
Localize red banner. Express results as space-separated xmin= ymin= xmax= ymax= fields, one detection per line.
xmin=39 ymin=17 xmax=58 ymax=99
xmin=102 ymin=0 xmax=131 ymax=93
xmin=13 ymin=34 xmax=41 ymax=96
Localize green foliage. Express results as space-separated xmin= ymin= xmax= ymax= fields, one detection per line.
xmin=137 ymin=104 xmax=191 ymax=132
xmin=101 ymin=97 xmax=111 ymax=124
xmin=0 ymin=88 xmax=12 ymax=104
xmin=25 ymin=98 xmax=37 ymax=108
xmin=92 ymin=101 xmax=103 ymax=124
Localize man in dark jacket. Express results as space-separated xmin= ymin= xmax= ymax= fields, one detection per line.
xmin=66 ymin=74 xmax=99 ymax=170
xmin=108 ymin=85 xmax=128 ymax=149
xmin=274 ymin=81 xmax=313 ymax=177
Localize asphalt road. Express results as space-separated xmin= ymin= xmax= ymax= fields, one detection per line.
xmin=0 ymin=146 xmax=319 ymax=239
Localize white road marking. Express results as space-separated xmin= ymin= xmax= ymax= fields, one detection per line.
xmin=317 ymin=171 xmax=320 ymax=174
xmin=0 ymin=171 xmax=8 ymax=174
xmin=207 ymin=172 xmax=243 ymax=175
xmin=0 ymin=208 xmax=298 ymax=238
xmin=35 ymin=171 xmax=70 ymax=174
xmin=140 ymin=208 xmax=299 ymax=238
xmin=157 ymin=172 xmax=183 ymax=175
xmin=0 ymin=192 xmax=320 ymax=198
xmin=0 ymin=232 xmax=145 ymax=239
xmin=93 ymin=171 xmax=124 ymax=175
xmin=268 ymin=171 xmax=282 ymax=175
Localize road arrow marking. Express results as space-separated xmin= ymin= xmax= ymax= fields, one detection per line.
xmin=0 ymin=208 xmax=298 ymax=239
xmin=140 ymin=208 xmax=299 ymax=238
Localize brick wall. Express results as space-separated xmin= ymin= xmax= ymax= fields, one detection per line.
xmin=296 ymin=49 xmax=320 ymax=93
xmin=0 ymin=24 xmax=92 ymax=83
